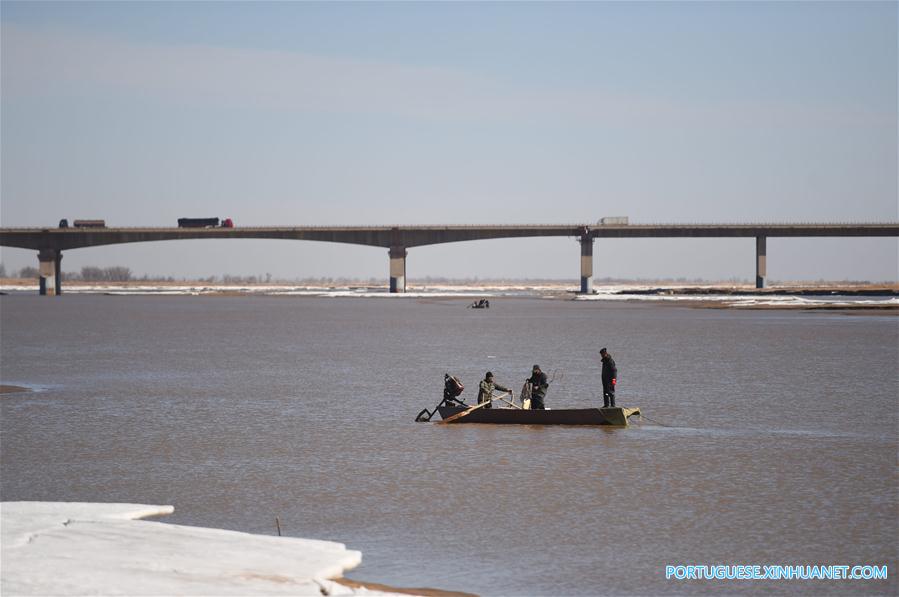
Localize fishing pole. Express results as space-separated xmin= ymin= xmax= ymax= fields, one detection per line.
xmin=636 ymin=411 xmax=675 ymax=428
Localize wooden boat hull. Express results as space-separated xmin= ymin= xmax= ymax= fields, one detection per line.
xmin=436 ymin=406 xmax=641 ymax=426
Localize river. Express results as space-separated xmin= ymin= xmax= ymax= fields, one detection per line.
xmin=1 ymin=295 xmax=896 ymax=595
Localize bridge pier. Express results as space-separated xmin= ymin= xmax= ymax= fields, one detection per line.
xmin=756 ymin=236 xmax=766 ymax=289
xmin=38 ymin=249 xmax=62 ymax=296
xmin=580 ymin=235 xmax=594 ymax=293
xmin=389 ymin=246 xmax=407 ymax=293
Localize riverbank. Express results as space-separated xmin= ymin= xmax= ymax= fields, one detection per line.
xmin=0 ymin=502 xmax=470 ymax=597
xmin=1 ymin=278 xmax=896 ymax=310
xmin=0 ymin=385 xmax=30 ymax=394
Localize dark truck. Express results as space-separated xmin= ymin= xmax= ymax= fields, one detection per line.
xmin=178 ymin=218 xmax=234 ymax=228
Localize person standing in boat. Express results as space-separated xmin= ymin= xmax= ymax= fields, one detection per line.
xmin=600 ymin=348 xmax=618 ymax=408
xmin=477 ymin=371 xmax=511 ymax=409
xmin=526 ymin=365 xmax=549 ymax=410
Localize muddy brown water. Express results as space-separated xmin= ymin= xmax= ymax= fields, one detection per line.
xmin=1 ymin=295 xmax=896 ymax=595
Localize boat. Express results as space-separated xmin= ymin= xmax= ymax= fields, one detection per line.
xmin=434 ymin=405 xmax=641 ymax=426
xmin=414 ymin=373 xmax=641 ymax=427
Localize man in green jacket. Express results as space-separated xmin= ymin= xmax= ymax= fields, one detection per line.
xmin=477 ymin=371 xmax=511 ymax=409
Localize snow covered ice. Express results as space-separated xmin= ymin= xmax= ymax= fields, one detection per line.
xmin=1 ymin=502 xmax=405 ymax=596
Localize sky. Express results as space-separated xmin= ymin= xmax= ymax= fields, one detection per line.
xmin=1 ymin=1 xmax=896 ymax=282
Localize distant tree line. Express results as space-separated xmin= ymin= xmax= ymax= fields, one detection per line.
xmin=222 ymin=273 xmax=273 ymax=284
xmin=0 ymin=262 xmax=884 ymax=286
xmin=3 ymin=265 xmax=133 ymax=281
xmin=0 ymin=264 xmax=272 ymax=283
xmin=77 ymin=266 xmax=133 ymax=281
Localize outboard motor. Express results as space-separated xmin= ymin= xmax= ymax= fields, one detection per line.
xmin=443 ymin=374 xmax=465 ymax=405
xmin=415 ymin=374 xmax=467 ymax=422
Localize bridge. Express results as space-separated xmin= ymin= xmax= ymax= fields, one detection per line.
xmin=1 ymin=222 xmax=897 ymax=295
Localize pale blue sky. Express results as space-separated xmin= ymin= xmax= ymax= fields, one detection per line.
xmin=1 ymin=1 xmax=896 ymax=281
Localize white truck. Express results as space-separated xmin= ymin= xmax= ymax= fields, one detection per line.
xmin=598 ymin=216 xmax=629 ymax=225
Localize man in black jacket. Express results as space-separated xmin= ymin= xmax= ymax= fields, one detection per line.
xmin=526 ymin=365 xmax=549 ymax=410
xmin=600 ymin=348 xmax=618 ymax=408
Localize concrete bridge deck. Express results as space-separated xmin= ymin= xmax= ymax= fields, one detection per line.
xmin=2 ymin=223 xmax=898 ymax=251
xmin=2 ymin=222 xmax=897 ymax=295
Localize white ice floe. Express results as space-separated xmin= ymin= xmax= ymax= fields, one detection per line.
xmin=575 ymin=287 xmax=899 ymax=308
xmin=0 ymin=501 xmax=402 ymax=596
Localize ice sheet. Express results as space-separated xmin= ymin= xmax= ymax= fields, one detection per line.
xmin=0 ymin=501 xmax=400 ymax=596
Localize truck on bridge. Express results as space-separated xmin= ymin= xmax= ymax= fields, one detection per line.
xmin=58 ymin=219 xmax=106 ymax=228
xmin=178 ymin=217 xmax=234 ymax=228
